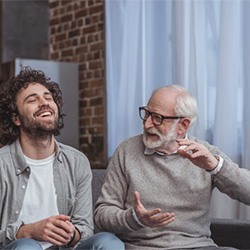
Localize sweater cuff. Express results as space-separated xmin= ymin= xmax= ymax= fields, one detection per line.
xmin=207 ymin=155 xmax=224 ymax=175
xmin=125 ymin=208 xmax=145 ymax=231
xmin=132 ymin=209 xmax=146 ymax=228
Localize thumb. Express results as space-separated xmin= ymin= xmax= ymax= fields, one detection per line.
xmin=134 ymin=191 xmax=144 ymax=209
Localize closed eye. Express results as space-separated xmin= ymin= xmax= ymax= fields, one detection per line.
xmin=27 ymin=98 xmax=37 ymax=103
xmin=44 ymin=93 xmax=53 ymax=101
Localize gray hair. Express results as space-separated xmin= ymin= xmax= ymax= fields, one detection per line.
xmin=152 ymin=84 xmax=198 ymax=127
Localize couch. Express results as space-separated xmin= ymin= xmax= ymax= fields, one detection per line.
xmin=92 ymin=169 xmax=250 ymax=250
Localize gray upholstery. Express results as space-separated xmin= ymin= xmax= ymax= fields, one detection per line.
xmin=210 ymin=218 xmax=250 ymax=249
xmin=92 ymin=169 xmax=106 ymax=208
xmin=92 ymin=169 xmax=250 ymax=249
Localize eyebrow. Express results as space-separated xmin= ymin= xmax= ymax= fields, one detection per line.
xmin=23 ymin=91 xmax=52 ymax=103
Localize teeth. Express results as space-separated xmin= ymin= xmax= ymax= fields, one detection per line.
xmin=40 ymin=111 xmax=51 ymax=117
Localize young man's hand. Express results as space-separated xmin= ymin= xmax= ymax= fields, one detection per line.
xmin=16 ymin=214 xmax=78 ymax=246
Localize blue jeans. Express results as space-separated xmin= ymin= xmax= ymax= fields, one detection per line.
xmin=3 ymin=232 xmax=124 ymax=250
xmin=75 ymin=232 xmax=124 ymax=250
xmin=3 ymin=239 xmax=43 ymax=250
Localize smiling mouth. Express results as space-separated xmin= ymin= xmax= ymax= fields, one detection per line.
xmin=36 ymin=111 xmax=53 ymax=117
xmin=145 ymin=130 xmax=157 ymax=136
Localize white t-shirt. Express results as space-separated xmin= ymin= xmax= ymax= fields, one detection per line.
xmin=18 ymin=153 xmax=59 ymax=249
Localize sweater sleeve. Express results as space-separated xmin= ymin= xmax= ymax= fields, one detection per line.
xmin=94 ymin=145 xmax=144 ymax=234
xmin=213 ymin=153 xmax=250 ymax=205
xmin=192 ymin=136 xmax=250 ymax=205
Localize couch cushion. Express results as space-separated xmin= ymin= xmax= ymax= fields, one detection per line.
xmin=92 ymin=169 xmax=106 ymax=207
xmin=211 ymin=218 xmax=250 ymax=249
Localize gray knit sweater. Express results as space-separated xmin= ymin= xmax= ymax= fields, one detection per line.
xmin=94 ymin=135 xmax=250 ymax=249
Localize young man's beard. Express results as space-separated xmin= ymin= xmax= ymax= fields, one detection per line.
xmin=18 ymin=114 xmax=59 ymax=139
xmin=143 ymin=121 xmax=178 ymax=150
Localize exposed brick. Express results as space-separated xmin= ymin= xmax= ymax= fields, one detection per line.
xmin=50 ymin=17 xmax=60 ymax=26
xmin=92 ymin=117 xmax=103 ymax=125
xmin=55 ymin=33 xmax=66 ymax=42
xmin=62 ymin=49 xmax=73 ymax=57
xmin=49 ymin=0 xmax=106 ymax=168
xmin=89 ymin=60 xmax=103 ymax=70
xmin=61 ymin=0 xmax=71 ymax=6
xmin=49 ymin=1 xmax=59 ymax=9
xmin=90 ymin=97 xmax=102 ymax=106
xmin=75 ymin=9 xmax=88 ymax=19
xmin=69 ymin=29 xmax=80 ymax=38
xmin=89 ymin=5 xmax=103 ymax=15
xmin=90 ymin=42 xmax=103 ymax=51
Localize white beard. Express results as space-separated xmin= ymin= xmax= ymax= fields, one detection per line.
xmin=143 ymin=121 xmax=178 ymax=150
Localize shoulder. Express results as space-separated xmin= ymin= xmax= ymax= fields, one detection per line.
xmin=0 ymin=143 xmax=22 ymax=173
xmin=0 ymin=143 xmax=16 ymax=160
xmin=56 ymin=142 xmax=91 ymax=168
xmin=111 ymin=135 xmax=145 ymax=157
xmin=116 ymin=134 xmax=144 ymax=152
xmin=0 ymin=144 xmax=11 ymax=154
xmin=56 ymin=142 xmax=92 ymax=181
xmin=118 ymin=134 xmax=143 ymax=147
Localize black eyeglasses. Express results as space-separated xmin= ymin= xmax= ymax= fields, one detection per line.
xmin=139 ymin=106 xmax=185 ymax=126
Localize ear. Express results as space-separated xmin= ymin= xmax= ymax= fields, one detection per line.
xmin=177 ymin=118 xmax=190 ymax=136
xmin=12 ymin=113 xmax=21 ymax=126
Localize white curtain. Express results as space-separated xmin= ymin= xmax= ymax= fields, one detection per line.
xmin=105 ymin=0 xmax=250 ymax=219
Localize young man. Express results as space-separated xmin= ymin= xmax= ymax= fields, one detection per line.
xmin=0 ymin=67 xmax=124 ymax=250
xmin=94 ymin=84 xmax=250 ymax=250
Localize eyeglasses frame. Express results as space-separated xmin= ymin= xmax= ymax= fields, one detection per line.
xmin=139 ymin=106 xmax=185 ymax=126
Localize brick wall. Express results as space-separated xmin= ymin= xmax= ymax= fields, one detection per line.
xmin=49 ymin=0 xmax=106 ymax=168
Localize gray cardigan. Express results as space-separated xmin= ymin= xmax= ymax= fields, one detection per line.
xmin=0 ymin=139 xmax=93 ymax=249
xmin=94 ymin=135 xmax=250 ymax=249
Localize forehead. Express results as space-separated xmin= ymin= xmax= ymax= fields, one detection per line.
xmin=147 ymin=89 xmax=177 ymax=114
xmin=17 ymin=83 xmax=50 ymax=99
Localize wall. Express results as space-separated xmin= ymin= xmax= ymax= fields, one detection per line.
xmin=0 ymin=0 xmax=49 ymax=63
xmin=49 ymin=0 xmax=106 ymax=168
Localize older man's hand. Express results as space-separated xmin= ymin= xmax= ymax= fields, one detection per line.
xmin=176 ymin=138 xmax=219 ymax=171
xmin=134 ymin=191 xmax=175 ymax=228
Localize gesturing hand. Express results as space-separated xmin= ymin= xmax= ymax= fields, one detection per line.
xmin=176 ymin=138 xmax=219 ymax=171
xmin=134 ymin=191 xmax=175 ymax=228
xmin=17 ymin=214 xmax=76 ymax=246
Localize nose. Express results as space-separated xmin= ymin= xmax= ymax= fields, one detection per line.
xmin=143 ymin=115 xmax=154 ymax=129
xmin=39 ymin=97 xmax=49 ymax=107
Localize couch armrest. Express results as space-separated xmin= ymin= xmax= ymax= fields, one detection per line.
xmin=211 ymin=218 xmax=250 ymax=249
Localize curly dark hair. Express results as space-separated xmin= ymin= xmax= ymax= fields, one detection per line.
xmin=0 ymin=66 xmax=65 ymax=145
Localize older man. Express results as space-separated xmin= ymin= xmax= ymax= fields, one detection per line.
xmin=94 ymin=84 xmax=250 ymax=250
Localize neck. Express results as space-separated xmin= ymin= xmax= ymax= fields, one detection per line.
xmin=156 ymin=141 xmax=179 ymax=155
xmin=19 ymin=132 xmax=56 ymax=160
xmin=155 ymin=134 xmax=187 ymax=155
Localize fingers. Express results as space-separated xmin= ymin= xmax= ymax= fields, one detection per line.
xmin=54 ymin=214 xmax=71 ymax=222
xmin=138 ymin=209 xmax=175 ymax=228
xmin=176 ymin=139 xmax=218 ymax=170
xmin=150 ymin=212 xmax=175 ymax=227
xmin=65 ymin=220 xmax=75 ymax=237
xmin=145 ymin=211 xmax=175 ymax=227
xmin=134 ymin=191 xmax=149 ymax=212
xmin=31 ymin=215 xmax=75 ymax=246
xmin=134 ymin=191 xmax=141 ymax=206
xmin=134 ymin=191 xmax=175 ymax=228
xmin=176 ymin=139 xmax=207 ymax=157
xmin=54 ymin=217 xmax=74 ymax=235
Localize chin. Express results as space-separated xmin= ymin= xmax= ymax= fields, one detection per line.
xmin=143 ymin=135 xmax=162 ymax=149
